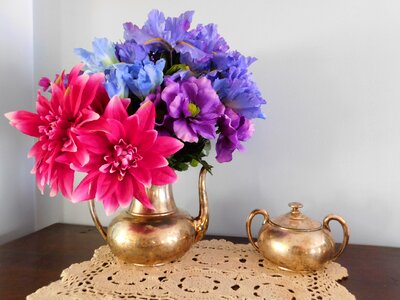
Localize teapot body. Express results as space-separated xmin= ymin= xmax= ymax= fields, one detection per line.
xmin=107 ymin=209 xmax=196 ymax=265
xmin=89 ymin=167 xmax=209 ymax=266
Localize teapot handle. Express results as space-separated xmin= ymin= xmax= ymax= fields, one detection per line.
xmin=323 ymin=214 xmax=349 ymax=260
xmin=193 ymin=167 xmax=209 ymax=242
xmin=246 ymin=209 xmax=269 ymax=252
xmin=89 ymin=200 xmax=107 ymax=241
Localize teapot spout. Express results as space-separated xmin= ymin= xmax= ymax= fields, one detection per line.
xmin=193 ymin=167 xmax=209 ymax=242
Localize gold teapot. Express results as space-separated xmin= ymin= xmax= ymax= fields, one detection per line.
xmin=89 ymin=167 xmax=209 ymax=266
xmin=246 ymin=202 xmax=349 ymax=272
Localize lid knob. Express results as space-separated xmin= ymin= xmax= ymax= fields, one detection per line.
xmin=289 ymin=202 xmax=303 ymax=210
xmin=288 ymin=202 xmax=303 ymax=216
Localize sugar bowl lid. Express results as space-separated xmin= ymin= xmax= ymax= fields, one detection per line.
xmin=270 ymin=202 xmax=321 ymax=230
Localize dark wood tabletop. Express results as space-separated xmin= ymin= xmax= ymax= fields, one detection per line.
xmin=0 ymin=223 xmax=399 ymax=299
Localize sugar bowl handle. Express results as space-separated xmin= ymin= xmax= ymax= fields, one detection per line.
xmin=246 ymin=209 xmax=269 ymax=251
xmin=323 ymin=214 xmax=349 ymax=260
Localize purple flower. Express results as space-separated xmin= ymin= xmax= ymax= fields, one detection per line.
xmin=216 ymin=108 xmax=254 ymax=163
xmin=124 ymin=10 xmax=192 ymax=49
xmin=115 ymin=40 xmax=147 ymax=64
xmin=189 ymin=24 xmax=229 ymax=55
xmin=180 ymin=23 xmax=229 ymax=71
xmin=161 ymin=76 xmax=224 ymax=142
xmin=213 ymin=68 xmax=266 ymax=119
xmin=123 ymin=10 xmax=209 ymax=62
xmin=212 ymin=50 xmax=256 ymax=76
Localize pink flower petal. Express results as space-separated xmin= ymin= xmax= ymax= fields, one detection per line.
xmin=65 ymin=74 xmax=89 ymax=116
xmin=134 ymin=130 xmax=157 ymax=152
xmin=150 ymin=166 xmax=178 ymax=185
xmin=36 ymin=93 xmax=51 ymax=115
xmin=36 ymin=173 xmax=45 ymax=195
xmin=68 ymin=63 xmax=84 ymax=83
xmin=5 ymin=111 xmax=43 ymax=137
xmin=103 ymin=193 xmax=120 ymax=215
xmin=116 ymin=174 xmax=134 ymax=207
xmin=77 ymin=73 xmax=105 ymax=114
xmin=103 ymin=96 xmax=130 ymax=122
xmin=95 ymin=173 xmax=116 ymax=201
xmin=28 ymin=142 xmax=43 ymax=159
xmin=129 ymin=166 xmax=152 ymax=187
xmin=123 ymin=114 xmax=140 ymax=144
xmin=57 ymin=165 xmax=74 ymax=199
xmin=150 ymin=136 xmax=184 ymax=157
xmin=77 ymin=133 xmax=110 ymax=155
xmin=73 ymin=147 xmax=90 ymax=167
xmin=136 ymin=100 xmax=155 ymax=132
xmin=49 ymin=177 xmax=59 ymax=197
xmin=72 ymin=172 xmax=99 ymax=203
xmin=139 ymin=152 xmax=168 ymax=169
xmin=131 ymin=179 xmax=154 ymax=210
xmin=105 ymin=119 xmax=126 ymax=144
xmin=77 ymin=118 xmax=112 ymax=134
xmin=78 ymin=109 xmax=100 ymax=126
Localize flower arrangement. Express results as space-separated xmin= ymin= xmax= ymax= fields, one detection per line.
xmin=6 ymin=10 xmax=266 ymax=214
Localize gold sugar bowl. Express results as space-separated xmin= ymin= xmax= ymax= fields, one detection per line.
xmin=246 ymin=202 xmax=349 ymax=272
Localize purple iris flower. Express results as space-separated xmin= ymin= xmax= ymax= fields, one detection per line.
xmin=115 ymin=40 xmax=148 ymax=64
xmin=216 ymin=108 xmax=254 ymax=163
xmin=180 ymin=23 xmax=229 ymax=71
xmin=161 ymin=76 xmax=224 ymax=143
xmin=124 ymin=10 xmax=192 ymax=48
xmin=212 ymin=50 xmax=256 ymax=76
xmin=213 ymin=67 xmax=266 ymax=120
xmin=123 ymin=10 xmax=208 ymax=62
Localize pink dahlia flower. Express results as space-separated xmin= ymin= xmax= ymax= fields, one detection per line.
xmin=5 ymin=64 xmax=109 ymax=199
xmin=72 ymin=98 xmax=184 ymax=214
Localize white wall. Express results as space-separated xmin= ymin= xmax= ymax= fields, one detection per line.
xmin=0 ymin=0 xmax=36 ymax=244
xmin=31 ymin=0 xmax=400 ymax=247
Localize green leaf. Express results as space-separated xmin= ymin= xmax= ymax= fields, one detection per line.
xmin=201 ymin=140 xmax=211 ymax=157
xmin=190 ymin=159 xmax=199 ymax=167
xmin=167 ymin=137 xmax=214 ymax=172
xmin=165 ymin=64 xmax=189 ymax=75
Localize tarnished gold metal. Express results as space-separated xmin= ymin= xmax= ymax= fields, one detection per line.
xmin=246 ymin=202 xmax=350 ymax=272
xmin=246 ymin=209 xmax=269 ymax=251
xmin=89 ymin=167 xmax=209 ymax=266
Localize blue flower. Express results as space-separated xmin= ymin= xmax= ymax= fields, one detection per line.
xmin=104 ymin=66 xmax=129 ymax=98
xmin=105 ymin=59 xmax=166 ymax=100
xmin=74 ymin=38 xmax=119 ymax=73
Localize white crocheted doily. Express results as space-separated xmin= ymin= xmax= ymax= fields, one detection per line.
xmin=28 ymin=240 xmax=355 ymax=299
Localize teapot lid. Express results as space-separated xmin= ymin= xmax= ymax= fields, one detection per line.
xmin=270 ymin=202 xmax=321 ymax=230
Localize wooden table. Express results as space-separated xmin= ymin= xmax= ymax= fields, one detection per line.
xmin=0 ymin=224 xmax=399 ymax=299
